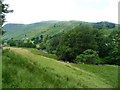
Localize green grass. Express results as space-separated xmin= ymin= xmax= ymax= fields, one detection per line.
xmin=27 ymin=48 xmax=59 ymax=60
xmin=2 ymin=47 xmax=118 ymax=88
xmin=71 ymin=64 xmax=118 ymax=88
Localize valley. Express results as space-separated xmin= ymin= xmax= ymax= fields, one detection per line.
xmin=2 ymin=21 xmax=119 ymax=88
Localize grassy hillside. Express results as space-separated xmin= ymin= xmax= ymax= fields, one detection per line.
xmin=3 ymin=21 xmax=83 ymax=40
xmin=71 ymin=64 xmax=118 ymax=87
xmin=3 ymin=21 xmax=115 ymax=40
xmin=2 ymin=47 xmax=118 ymax=88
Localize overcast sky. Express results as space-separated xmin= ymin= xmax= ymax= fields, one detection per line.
xmin=4 ymin=0 xmax=119 ymax=24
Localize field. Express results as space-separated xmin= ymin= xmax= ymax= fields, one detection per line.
xmin=2 ymin=47 xmax=118 ymax=88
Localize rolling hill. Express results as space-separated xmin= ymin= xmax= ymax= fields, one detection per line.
xmin=3 ymin=21 xmax=116 ymax=40
xmin=2 ymin=47 xmax=118 ymax=88
xmin=3 ymin=21 xmax=84 ymax=40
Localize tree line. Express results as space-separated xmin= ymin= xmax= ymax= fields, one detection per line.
xmin=56 ymin=25 xmax=120 ymax=65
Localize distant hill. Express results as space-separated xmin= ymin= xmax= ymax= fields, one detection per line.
xmin=3 ymin=21 xmax=83 ymax=40
xmin=3 ymin=21 xmax=116 ymax=40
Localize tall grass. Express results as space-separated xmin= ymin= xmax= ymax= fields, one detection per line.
xmin=2 ymin=47 xmax=117 ymax=88
xmin=27 ymin=48 xmax=59 ymax=60
xmin=71 ymin=64 xmax=118 ymax=88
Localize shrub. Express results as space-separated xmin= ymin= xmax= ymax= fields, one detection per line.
xmin=75 ymin=49 xmax=100 ymax=64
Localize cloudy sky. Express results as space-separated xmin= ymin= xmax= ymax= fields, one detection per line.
xmin=4 ymin=0 xmax=119 ymax=24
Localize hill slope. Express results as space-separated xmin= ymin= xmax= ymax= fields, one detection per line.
xmin=3 ymin=21 xmax=116 ymax=40
xmin=3 ymin=21 xmax=83 ymax=40
xmin=2 ymin=47 xmax=118 ymax=88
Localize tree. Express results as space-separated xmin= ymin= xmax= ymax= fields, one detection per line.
xmin=0 ymin=0 xmax=13 ymax=25
xmin=92 ymin=29 xmax=109 ymax=57
xmin=46 ymin=35 xmax=60 ymax=54
xmin=57 ymin=25 xmax=98 ymax=62
xmin=105 ymin=29 xmax=120 ymax=65
xmin=93 ymin=21 xmax=115 ymax=29
xmin=39 ymin=42 xmax=46 ymax=49
xmin=57 ymin=45 xmax=74 ymax=61
xmin=75 ymin=49 xmax=100 ymax=64
xmin=7 ymin=38 xmax=16 ymax=46
xmin=0 ymin=0 xmax=13 ymax=35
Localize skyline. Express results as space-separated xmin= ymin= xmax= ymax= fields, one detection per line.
xmin=4 ymin=0 xmax=119 ymax=24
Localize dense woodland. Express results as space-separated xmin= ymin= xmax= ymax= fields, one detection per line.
xmin=3 ymin=22 xmax=120 ymax=65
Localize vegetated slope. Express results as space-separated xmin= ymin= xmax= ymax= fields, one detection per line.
xmin=3 ymin=21 xmax=83 ymax=40
xmin=71 ymin=64 xmax=118 ymax=88
xmin=3 ymin=21 xmax=115 ymax=40
xmin=2 ymin=47 xmax=117 ymax=88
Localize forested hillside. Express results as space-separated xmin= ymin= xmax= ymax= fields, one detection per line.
xmin=3 ymin=21 xmax=119 ymax=65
